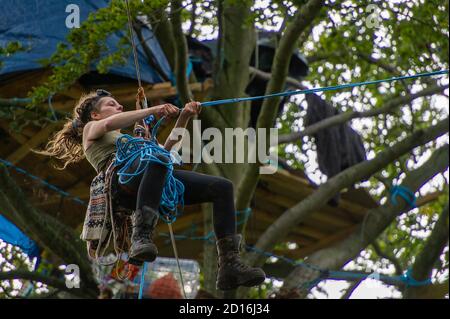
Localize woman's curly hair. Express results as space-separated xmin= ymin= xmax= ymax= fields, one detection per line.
xmin=33 ymin=90 xmax=112 ymax=169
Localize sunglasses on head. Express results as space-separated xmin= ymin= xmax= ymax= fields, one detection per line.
xmin=96 ymin=89 xmax=112 ymax=97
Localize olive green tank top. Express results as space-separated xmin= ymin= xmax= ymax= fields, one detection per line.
xmin=84 ymin=130 xmax=124 ymax=173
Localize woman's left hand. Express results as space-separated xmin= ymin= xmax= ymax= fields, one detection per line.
xmin=180 ymin=101 xmax=201 ymax=119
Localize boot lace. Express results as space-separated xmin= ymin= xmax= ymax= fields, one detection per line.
xmin=231 ymin=255 xmax=251 ymax=272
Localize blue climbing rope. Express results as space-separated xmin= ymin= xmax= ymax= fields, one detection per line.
xmin=201 ymin=69 xmax=449 ymax=107
xmin=114 ymin=117 xmax=185 ymax=224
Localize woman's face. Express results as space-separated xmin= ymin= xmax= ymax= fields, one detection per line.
xmin=90 ymin=97 xmax=123 ymax=120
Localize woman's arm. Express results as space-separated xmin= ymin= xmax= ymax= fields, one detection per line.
xmin=84 ymin=104 xmax=179 ymax=142
xmin=164 ymin=101 xmax=201 ymax=151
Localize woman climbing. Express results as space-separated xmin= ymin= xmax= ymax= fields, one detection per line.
xmin=37 ymin=89 xmax=266 ymax=291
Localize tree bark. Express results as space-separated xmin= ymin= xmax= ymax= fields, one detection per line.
xmin=276 ymin=144 xmax=449 ymax=298
xmin=197 ymin=0 xmax=256 ymax=296
xmin=148 ymin=10 xmax=176 ymax=70
xmin=403 ymin=202 xmax=449 ymax=299
xmin=245 ymin=118 xmax=448 ymax=269
xmin=277 ymin=84 xmax=449 ymax=145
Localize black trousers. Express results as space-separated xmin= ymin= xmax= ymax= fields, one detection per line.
xmin=112 ymin=155 xmax=236 ymax=239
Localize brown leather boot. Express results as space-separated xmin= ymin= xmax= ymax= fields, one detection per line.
xmin=216 ymin=234 xmax=266 ymax=290
xmin=128 ymin=206 xmax=158 ymax=265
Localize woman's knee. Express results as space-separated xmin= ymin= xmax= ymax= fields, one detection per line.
xmin=210 ymin=176 xmax=234 ymax=195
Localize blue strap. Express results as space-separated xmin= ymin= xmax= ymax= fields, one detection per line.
xmin=201 ymin=70 xmax=448 ymax=107
xmin=390 ymin=185 xmax=416 ymax=208
xmin=400 ymin=268 xmax=432 ymax=287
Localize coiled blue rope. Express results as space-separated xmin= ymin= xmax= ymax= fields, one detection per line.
xmin=114 ymin=117 xmax=184 ymax=224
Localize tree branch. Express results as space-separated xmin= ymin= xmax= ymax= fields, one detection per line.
xmin=277 ymin=84 xmax=449 ymax=145
xmin=245 ymin=119 xmax=449 ymax=269
xmin=249 ymin=66 xmax=307 ymax=90
xmin=276 ymin=144 xmax=449 ymax=298
xmin=340 ymin=280 xmax=363 ymax=299
xmin=188 ymin=0 xmax=197 ymax=36
xmin=372 ymin=241 xmax=403 ymax=276
xmin=134 ymin=22 xmax=170 ymax=82
xmin=404 ymin=201 xmax=449 ymax=299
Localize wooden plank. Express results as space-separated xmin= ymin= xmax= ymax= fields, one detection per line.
xmin=245 ymin=226 xmax=315 ymax=247
xmin=252 ymin=208 xmax=328 ymax=240
xmin=104 ymin=82 xmax=208 ymax=104
xmin=0 ymin=122 xmax=28 ymax=144
xmin=261 ymin=167 xmax=312 ymax=189
xmin=254 ymin=188 xmax=355 ymax=228
xmin=60 ymin=81 xmax=85 ymax=99
xmin=155 ymin=210 xmax=203 ymax=234
xmin=6 ymin=122 xmax=61 ymax=165
xmin=0 ymin=120 xmax=38 ymax=140
xmin=253 ymin=194 xmax=334 ymax=234
xmin=261 ymin=174 xmax=368 ymax=221
xmin=296 ymin=225 xmax=358 ymax=259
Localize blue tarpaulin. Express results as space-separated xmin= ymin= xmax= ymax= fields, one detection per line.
xmin=0 ymin=214 xmax=41 ymax=269
xmin=0 ymin=0 xmax=171 ymax=83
